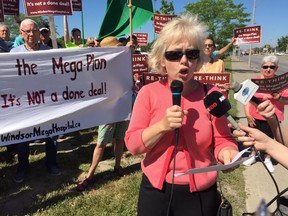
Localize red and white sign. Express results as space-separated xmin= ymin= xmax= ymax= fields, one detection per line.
xmin=133 ymin=54 xmax=149 ymax=74
xmin=24 ymin=0 xmax=72 ymax=16
xmin=192 ymin=73 xmax=231 ymax=93
xmin=142 ymin=72 xmax=230 ymax=95
xmin=142 ymin=73 xmax=167 ymax=85
xmin=3 ymin=0 xmax=19 ymax=15
xmin=252 ymin=72 xmax=288 ymax=93
xmin=0 ymin=1 xmax=4 ymax=22
xmin=153 ymin=14 xmax=177 ymax=34
xmin=133 ymin=33 xmax=148 ymax=46
xmin=234 ymin=25 xmax=261 ymax=45
xmin=72 ymin=0 xmax=82 ymax=11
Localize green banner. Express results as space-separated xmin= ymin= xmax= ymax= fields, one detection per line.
xmin=98 ymin=0 xmax=153 ymax=41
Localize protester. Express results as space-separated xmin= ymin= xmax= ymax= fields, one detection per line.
xmin=243 ymin=55 xmax=288 ymax=172
xmin=76 ymin=36 xmax=129 ymax=191
xmin=124 ymin=13 xmax=239 ymax=216
xmin=0 ymin=25 xmax=13 ymax=50
xmin=63 ymin=15 xmax=83 ymax=48
xmin=38 ymin=22 xmax=62 ymax=48
xmin=127 ymin=34 xmax=141 ymax=54
xmin=232 ymin=99 xmax=288 ymax=169
xmin=197 ymin=34 xmax=225 ymax=73
xmin=0 ymin=37 xmax=9 ymax=52
xmin=10 ymin=19 xmax=60 ymax=183
xmin=85 ymin=37 xmax=96 ymax=47
xmin=196 ymin=34 xmax=229 ymax=96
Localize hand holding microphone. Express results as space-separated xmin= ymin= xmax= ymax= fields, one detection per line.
xmin=168 ymin=80 xmax=187 ymax=135
xmin=231 ymin=80 xmax=262 ymax=105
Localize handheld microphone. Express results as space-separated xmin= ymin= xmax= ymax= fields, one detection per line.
xmin=170 ymin=80 xmax=183 ymax=106
xmin=170 ymin=80 xmax=183 ymax=137
xmin=231 ymin=80 xmax=262 ymax=105
xmin=204 ymin=91 xmax=240 ymax=130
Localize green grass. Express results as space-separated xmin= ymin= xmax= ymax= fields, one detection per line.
xmin=0 ymin=58 xmax=246 ymax=215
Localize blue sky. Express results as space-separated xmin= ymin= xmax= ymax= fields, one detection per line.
xmin=19 ymin=0 xmax=287 ymax=47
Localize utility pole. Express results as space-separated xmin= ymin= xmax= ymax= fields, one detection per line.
xmin=248 ymin=0 xmax=256 ymax=68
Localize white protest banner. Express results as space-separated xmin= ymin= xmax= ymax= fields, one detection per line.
xmin=0 ymin=47 xmax=133 ymax=146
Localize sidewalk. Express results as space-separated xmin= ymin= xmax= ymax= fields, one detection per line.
xmin=231 ymin=55 xmax=288 ymax=213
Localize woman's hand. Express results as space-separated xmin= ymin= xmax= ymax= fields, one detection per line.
xmin=160 ymin=105 xmax=188 ymax=132
xmin=218 ymin=147 xmax=239 ymax=173
xmin=232 ymin=123 xmax=271 ymax=152
xmin=246 ymin=114 xmax=256 ymax=127
xmin=256 ymin=99 xmax=275 ymax=120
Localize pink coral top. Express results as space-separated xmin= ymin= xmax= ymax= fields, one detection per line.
xmin=125 ymin=80 xmax=238 ymax=192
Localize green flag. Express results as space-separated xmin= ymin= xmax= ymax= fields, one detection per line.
xmin=97 ymin=0 xmax=153 ymax=41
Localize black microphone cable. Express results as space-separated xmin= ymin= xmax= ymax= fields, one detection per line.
xmin=265 ymin=114 xmax=285 ymax=215
xmin=166 ymin=129 xmax=179 ymax=216
xmin=166 ymin=80 xmax=183 ymax=216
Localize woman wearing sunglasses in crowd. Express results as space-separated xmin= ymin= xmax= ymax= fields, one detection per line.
xmin=198 ymin=34 xmax=225 ymax=73
xmin=125 ymin=13 xmax=239 ymax=216
xmin=197 ymin=34 xmax=230 ymax=96
xmin=243 ymin=55 xmax=288 ymax=173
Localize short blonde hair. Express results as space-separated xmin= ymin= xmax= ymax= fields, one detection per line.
xmin=148 ymin=13 xmax=208 ymax=75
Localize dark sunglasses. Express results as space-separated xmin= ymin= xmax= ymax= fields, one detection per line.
xmin=204 ymin=44 xmax=214 ymax=48
xmin=164 ymin=49 xmax=200 ymax=61
xmin=262 ymin=65 xmax=276 ymax=69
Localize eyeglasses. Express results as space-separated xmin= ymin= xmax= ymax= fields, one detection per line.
xmin=164 ymin=49 xmax=200 ymax=61
xmin=262 ymin=65 xmax=276 ymax=69
xmin=21 ymin=29 xmax=39 ymax=35
xmin=204 ymin=44 xmax=214 ymax=48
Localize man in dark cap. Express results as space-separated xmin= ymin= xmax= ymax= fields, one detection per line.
xmin=38 ymin=22 xmax=62 ymax=48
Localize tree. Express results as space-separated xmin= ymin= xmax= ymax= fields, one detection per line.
xmin=4 ymin=14 xmax=48 ymax=39
xmin=277 ymin=36 xmax=288 ymax=52
xmin=154 ymin=0 xmax=175 ymax=15
xmin=184 ymin=0 xmax=250 ymax=50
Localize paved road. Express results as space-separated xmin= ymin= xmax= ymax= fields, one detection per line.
xmin=231 ymin=55 xmax=288 ymax=214
xmin=237 ymin=55 xmax=288 ymax=75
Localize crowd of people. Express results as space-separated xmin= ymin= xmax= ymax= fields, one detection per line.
xmin=2 ymin=12 xmax=288 ymax=215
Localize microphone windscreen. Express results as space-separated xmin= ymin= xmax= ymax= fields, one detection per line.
xmin=231 ymin=82 xmax=241 ymax=92
xmin=170 ymin=80 xmax=183 ymax=94
xmin=204 ymin=91 xmax=231 ymax=117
